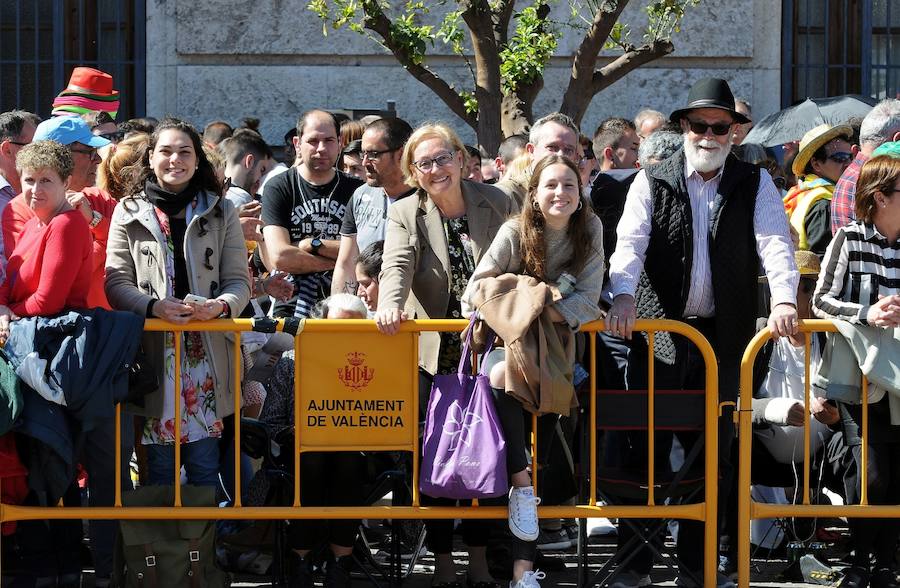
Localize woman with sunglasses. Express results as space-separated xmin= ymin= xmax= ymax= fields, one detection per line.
xmin=783 ymin=123 xmax=854 ymax=255
xmin=375 ymin=122 xmax=513 ymax=588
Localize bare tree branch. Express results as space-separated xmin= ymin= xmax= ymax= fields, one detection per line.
xmin=559 ymin=0 xmax=630 ymax=122
xmin=363 ymin=5 xmax=477 ymax=130
xmin=591 ymin=39 xmax=674 ymax=94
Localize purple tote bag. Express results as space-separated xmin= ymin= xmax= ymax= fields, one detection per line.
xmin=420 ymin=318 xmax=508 ymax=499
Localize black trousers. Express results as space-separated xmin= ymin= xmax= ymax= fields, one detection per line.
xmin=611 ymin=323 xmax=736 ymax=575
xmin=842 ymin=398 xmax=900 ymax=569
xmin=288 ymin=451 xmax=365 ymax=550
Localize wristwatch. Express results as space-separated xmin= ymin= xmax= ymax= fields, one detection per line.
xmin=89 ymin=210 xmax=103 ymax=228
xmin=310 ymin=237 xmax=323 ymax=255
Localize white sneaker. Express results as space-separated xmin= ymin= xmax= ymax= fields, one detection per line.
xmin=508 ymin=486 xmax=541 ymax=541
xmin=587 ymin=516 xmax=618 ymax=537
xmin=509 ymin=570 xmax=546 ymax=588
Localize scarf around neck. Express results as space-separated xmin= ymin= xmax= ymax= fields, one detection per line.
xmin=144 ymin=178 xmax=200 ymax=217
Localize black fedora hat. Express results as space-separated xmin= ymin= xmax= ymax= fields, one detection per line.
xmin=670 ymin=78 xmax=750 ymax=124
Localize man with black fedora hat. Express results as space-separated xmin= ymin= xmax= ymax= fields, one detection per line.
xmin=601 ymin=77 xmax=799 ymax=587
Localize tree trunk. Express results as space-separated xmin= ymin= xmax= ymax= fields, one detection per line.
xmin=464 ymin=1 xmax=503 ymax=154
xmin=500 ymin=92 xmax=532 ymax=140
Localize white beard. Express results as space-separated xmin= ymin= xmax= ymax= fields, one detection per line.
xmin=684 ymin=136 xmax=729 ymax=174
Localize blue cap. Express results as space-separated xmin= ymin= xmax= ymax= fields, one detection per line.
xmin=32 ymin=115 xmax=110 ymax=148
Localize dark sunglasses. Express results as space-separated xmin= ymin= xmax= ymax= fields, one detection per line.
xmin=772 ymin=176 xmax=787 ymax=190
xmin=685 ymin=119 xmax=733 ymax=136
xmin=97 ymin=131 xmax=125 ymax=143
xmin=827 ymin=152 xmax=853 ymax=164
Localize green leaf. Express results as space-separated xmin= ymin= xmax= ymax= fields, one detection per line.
xmin=498 ymin=1 xmax=557 ymax=92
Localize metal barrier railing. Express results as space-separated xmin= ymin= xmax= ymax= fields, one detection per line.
xmin=737 ymin=319 xmax=890 ymax=588
xmin=0 ymin=317 xmax=720 ymax=584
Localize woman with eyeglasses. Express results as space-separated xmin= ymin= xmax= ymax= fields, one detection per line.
xmin=812 ymin=153 xmax=900 ymax=588
xmin=783 ymin=124 xmax=854 ymax=255
xmin=375 ymin=122 xmax=513 ymax=588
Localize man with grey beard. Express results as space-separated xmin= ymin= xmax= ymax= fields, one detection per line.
xmin=601 ymin=78 xmax=799 ymax=588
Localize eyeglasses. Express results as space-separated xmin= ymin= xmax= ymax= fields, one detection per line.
xmin=96 ymin=131 xmax=124 ymax=143
xmin=70 ymin=147 xmax=100 ymax=161
xmin=6 ymin=140 xmax=29 ymax=147
xmin=685 ymin=120 xmax=733 ymax=136
xmin=412 ymin=151 xmax=456 ymax=172
xmin=361 ymin=147 xmax=398 ymax=161
xmin=772 ymin=176 xmax=788 ymax=190
xmin=827 ymin=152 xmax=853 ymax=164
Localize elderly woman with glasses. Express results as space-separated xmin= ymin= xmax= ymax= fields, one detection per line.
xmin=812 ymin=153 xmax=900 ymax=588
xmin=375 ymin=122 xmax=513 ymax=588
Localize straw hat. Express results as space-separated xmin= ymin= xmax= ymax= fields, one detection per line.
xmin=794 ymin=249 xmax=821 ymax=276
xmin=759 ymin=250 xmax=820 ymax=282
xmin=792 ymin=123 xmax=853 ymax=176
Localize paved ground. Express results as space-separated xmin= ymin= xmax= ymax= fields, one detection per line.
xmin=2 ymin=520 xmax=851 ymax=587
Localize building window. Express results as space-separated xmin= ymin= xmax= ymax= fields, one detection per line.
xmin=0 ymin=0 xmax=145 ymax=120
xmin=784 ymin=0 xmax=897 ymax=106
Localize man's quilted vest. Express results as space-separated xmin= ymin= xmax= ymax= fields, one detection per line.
xmin=634 ymin=148 xmax=760 ymax=392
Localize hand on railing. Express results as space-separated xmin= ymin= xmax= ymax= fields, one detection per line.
xmin=375 ymin=308 xmax=408 ymax=335
xmin=604 ymin=294 xmax=636 ymax=339
xmin=150 ymin=296 xmax=195 ymax=325
xmin=767 ymin=302 xmax=799 ymax=340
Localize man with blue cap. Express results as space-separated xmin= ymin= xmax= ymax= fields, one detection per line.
xmin=1 ymin=115 xmax=116 ymax=309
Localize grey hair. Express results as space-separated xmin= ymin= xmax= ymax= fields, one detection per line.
xmin=637 ymin=130 xmax=683 ymax=167
xmin=859 ymin=98 xmax=900 ymax=147
xmin=633 ymin=108 xmax=666 ymax=130
xmin=317 ymin=293 xmax=368 ymax=319
xmin=529 ymin=112 xmax=580 ymax=146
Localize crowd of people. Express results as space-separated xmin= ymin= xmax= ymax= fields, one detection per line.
xmin=0 ymin=65 xmax=899 ymax=588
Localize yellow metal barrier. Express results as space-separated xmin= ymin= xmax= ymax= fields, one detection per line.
xmin=737 ymin=319 xmax=888 ymax=588
xmin=0 ymin=317 xmax=720 ymax=584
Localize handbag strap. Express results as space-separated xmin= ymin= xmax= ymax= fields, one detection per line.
xmin=456 ymin=314 xmax=496 ymax=376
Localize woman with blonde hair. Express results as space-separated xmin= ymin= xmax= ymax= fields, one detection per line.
xmin=97 ymin=132 xmax=148 ymax=199
xmin=375 ymin=122 xmax=513 ymax=587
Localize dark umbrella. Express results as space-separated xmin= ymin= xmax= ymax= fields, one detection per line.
xmin=743 ymin=94 xmax=877 ymax=147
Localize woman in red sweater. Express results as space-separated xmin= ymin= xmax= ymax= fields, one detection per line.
xmin=0 ymin=140 xmax=92 ymax=338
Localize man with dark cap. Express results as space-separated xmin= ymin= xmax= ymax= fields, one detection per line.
xmin=602 ymin=78 xmax=799 ymax=587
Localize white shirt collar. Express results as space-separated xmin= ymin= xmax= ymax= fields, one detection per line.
xmin=0 ymin=173 xmax=11 ymax=192
xmin=684 ymin=156 xmax=725 ymax=183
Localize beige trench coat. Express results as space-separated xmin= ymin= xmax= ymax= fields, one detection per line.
xmin=104 ymin=191 xmax=251 ymax=418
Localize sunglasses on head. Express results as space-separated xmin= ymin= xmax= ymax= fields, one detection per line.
xmin=685 ymin=119 xmax=733 ymax=136
xmin=827 ymin=152 xmax=853 ymax=164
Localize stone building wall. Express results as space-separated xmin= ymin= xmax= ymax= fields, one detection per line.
xmin=146 ymin=0 xmax=781 ymax=147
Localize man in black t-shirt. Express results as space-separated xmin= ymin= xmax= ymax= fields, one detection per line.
xmin=261 ymin=109 xmax=363 ymax=317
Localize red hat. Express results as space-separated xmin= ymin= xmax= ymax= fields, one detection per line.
xmin=61 ymin=67 xmax=119 ymax=98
